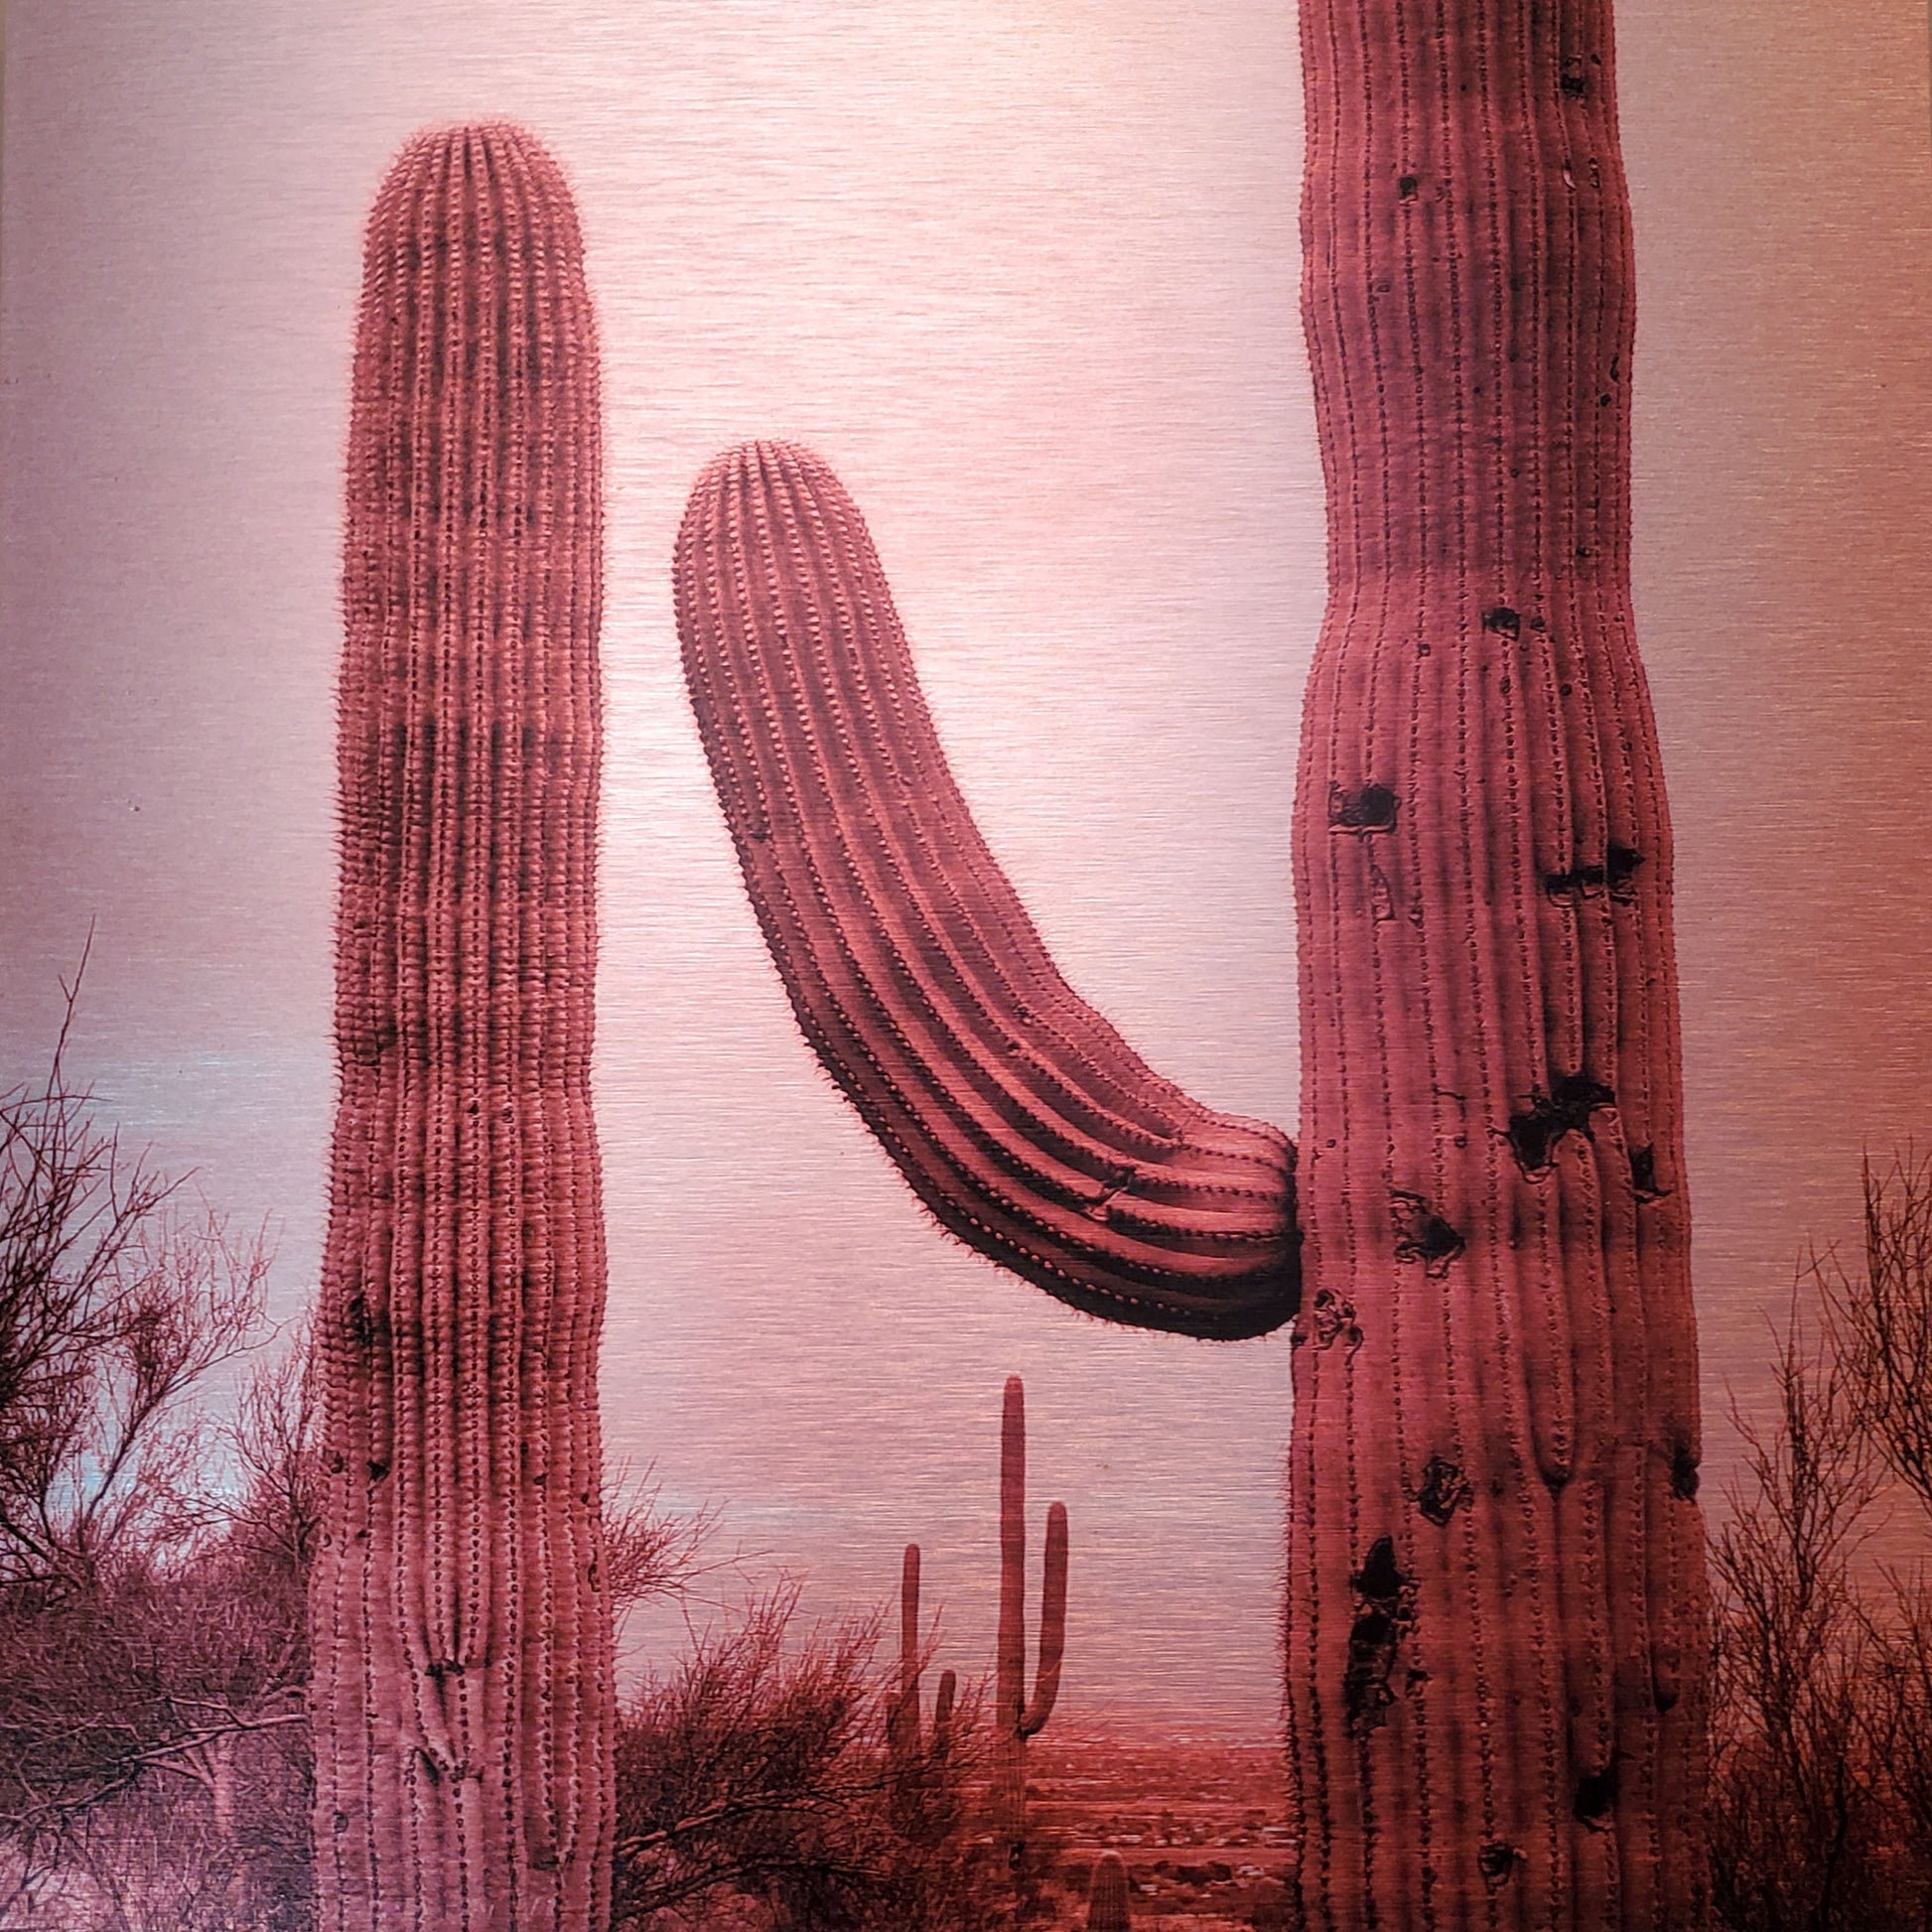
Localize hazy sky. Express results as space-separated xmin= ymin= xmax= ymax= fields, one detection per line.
xmin=4 ymin=0 xmax=1931 ymax=1737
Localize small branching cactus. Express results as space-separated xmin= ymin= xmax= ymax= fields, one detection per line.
xmin=673 ymin=442 xmax=1300 ymax=1340
xmin=888 ymin=1543 xmax=958 ymax=1767
xmin=993 ymin=1376 xmax=1067 ymax=1885
xmin=313 ymin=123 xmax=611 ymax=1932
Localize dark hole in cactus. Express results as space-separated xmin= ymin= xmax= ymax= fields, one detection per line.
xmin=1562 ymin=69 xmax=1589 ymax=98
xmin=1353 ymin=1608 xmax=1395 ymax=1645
xmin=1545 ymin=842 xmax=1645 ymax=902
xmin=366 ymin=1459 xmax=388 ymax=1482
xmin=1343 ymin=1608 xmax=1400 ymax=1732
xmin=1354 ymin=1535 xmax=1407 ymax=1606
xmin=1575 ymin=1762 xmax=1618 ymax=1828
xmin=333 ymin=1811 xmax=349 ymax=1834
xmin=1397 ymin=173 xmax=1420 ymax=200
xmin=1329 ymin=781 xmax=1399 ymax=832
xmin=1417 ymin=1454 xmax=1472 ymax=1525
xmin=1478 ymin=1840 xmax=1524 ymax=1889
xmin=1671 ymin=1441 xmax=1701 ymax=1499
xmin=1507 ymin=1071 xmax=1614 ymax=1174
xmin=1630 ymin=1144 xmax=1667 ymax=1199
xmin=1391 ymin=1191 xmax=1463 ymax=1275
xmin=1482 ymin=606 xmax=1521 ymax=638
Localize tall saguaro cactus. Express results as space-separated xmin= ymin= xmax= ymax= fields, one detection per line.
xmin=313 ymin=124 xmax=612 ymax=1932
xmin=669 ymin=1 xmax=1708 ymax=1920
xmin=1287 ymin=2 xmax=1708 ymax=1925
xmin=994 ymin=1375 xmax=1067 ymax=1878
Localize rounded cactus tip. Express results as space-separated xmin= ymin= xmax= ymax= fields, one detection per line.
xmin=373 ymin=119 xmax=578 ymax=208
xmin=691 ymin=437 xmax=833 ymax=500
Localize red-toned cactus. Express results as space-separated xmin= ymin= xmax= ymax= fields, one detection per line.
xmin=888 ymin=1541 xmax=957 ymax=1765
xmin=673 ymin=442 xmax=1300 ymax=1340
xmin=1086 ymin=1851 xmax=1132 ymax=1932
xmin=670 ymin=0 xmax=1707 ymax=1918
xmin=993 ymin=1375 xmax=1067 ymax=1880
xmin=312 ymin=124 xmax=611 ymax=1932
xmin=1286 ymin=2 xmax=1709 ymax=1925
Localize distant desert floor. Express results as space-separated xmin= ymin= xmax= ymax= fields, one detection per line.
xmin=1016 ymin=1735 xmax=1294 ymax=1927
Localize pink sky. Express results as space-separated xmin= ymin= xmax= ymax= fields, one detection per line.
xmin=4 ymin=0 xmax=1932 ymax=1736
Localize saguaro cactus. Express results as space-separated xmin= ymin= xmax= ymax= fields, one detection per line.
xmin=994 ymin=1376 xmax=1067 ymax=1877
xmin=312 ymin=124 xmax=612 ymax=1932
xmin=1086 ymin=1852 xmax=1132 ymax=1932
xmin=670 ymin=1 xmax=1708 ymax=1919
xmin=1287 ymin=2 xmax=1708 ymax=1925
xmin=674 ymin=443 xmax=1300 ymax=1340
xmin=888 ymin=1542 xmax=957 ymax=1764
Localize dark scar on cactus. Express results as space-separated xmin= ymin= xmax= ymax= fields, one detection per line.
xmin=1545 ymin=842 xmax=1645 ymax=903
xmin=1506 ymin=1071 xmax=1615 ymax=1175
xmin=1670 ymin=1440 xmax=1701 ymax=1500
xmin=1308 ymin=1288 xmax=1363 ymax=1354
xmin=1629 ymin=1143 xmax=1668 ymax=1199
xmin=1328 ymin=781 xmax=1399 ymax=831
xmin=1482 ymin=605 xmax=1522 ymax=638
xmin=1390 ymin=1190 xmax=1464 ymax=1275
xmin=1343 ymin=1537 xmax=1413 ymax=1734
xmin=1479 ymin=1841 xmax=1525 ymax=1890
xmin=674 ymin=440 xmax=1301 ymax=1341
xmin=1417 ymin=1453 xmax=1472 ymax=1525
xmin=1575 ymin=1762 xmax=1619 ymax=1829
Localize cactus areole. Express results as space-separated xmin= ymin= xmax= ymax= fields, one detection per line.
xmin=312 ymin=125 xmax=612 ymax=1932
xmin=1287 ymin=1 xmax=1710 ymax=1925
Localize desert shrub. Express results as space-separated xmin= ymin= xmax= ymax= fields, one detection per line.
xmin=1708 ymin=1155 xmax=1932 ymax=1931
xmin=612 ymin=1587 xmax=1001 ymax=1932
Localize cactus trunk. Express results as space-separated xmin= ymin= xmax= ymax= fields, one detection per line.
xmin=1286 ymin=3 xmax=1709 ymax=1926
xmin=312 ymin=123 xmax=612 ymax=1932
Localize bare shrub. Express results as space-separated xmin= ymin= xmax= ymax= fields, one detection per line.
xmin=612 ymin=1587 xmax=1000 ymax=1932
xmin=1709 ymin=1157 xmax=1932 ymax=1931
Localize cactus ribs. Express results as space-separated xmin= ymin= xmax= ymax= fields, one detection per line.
xmin=675 ymin=441 xmax=1300 ymax=1340
xmin=314 ymin=123 xmax=613 ymax=1932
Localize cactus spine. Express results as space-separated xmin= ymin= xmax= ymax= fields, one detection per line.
xmin=1287 ymin=3 xmax=1709 ymax=1925
xmin=994 ymin=1375 xmax=1067 ymax=1879
xmin=312 ymin=124 xmax=612 ymax=1932
xmin=673 ymin=442 xmax=1300 ymax=1340
xmin=1086 ymin=1852 xmax=1132 ymax=1932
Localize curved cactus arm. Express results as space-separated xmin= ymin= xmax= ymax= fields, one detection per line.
xmin=1019 ymin=1499 xmax=1067 ymax=1739
xmin=674 ymin=440 xmax=1301 ymax=1340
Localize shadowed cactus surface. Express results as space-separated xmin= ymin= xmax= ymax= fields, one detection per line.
xmin=673 ymin=441 xmax=1300 ymax=1340
xmin=313 ymin=123 xmax=612 ymax=1932
xmin=1286 ymin=0 xmax=1709 ymax=1924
